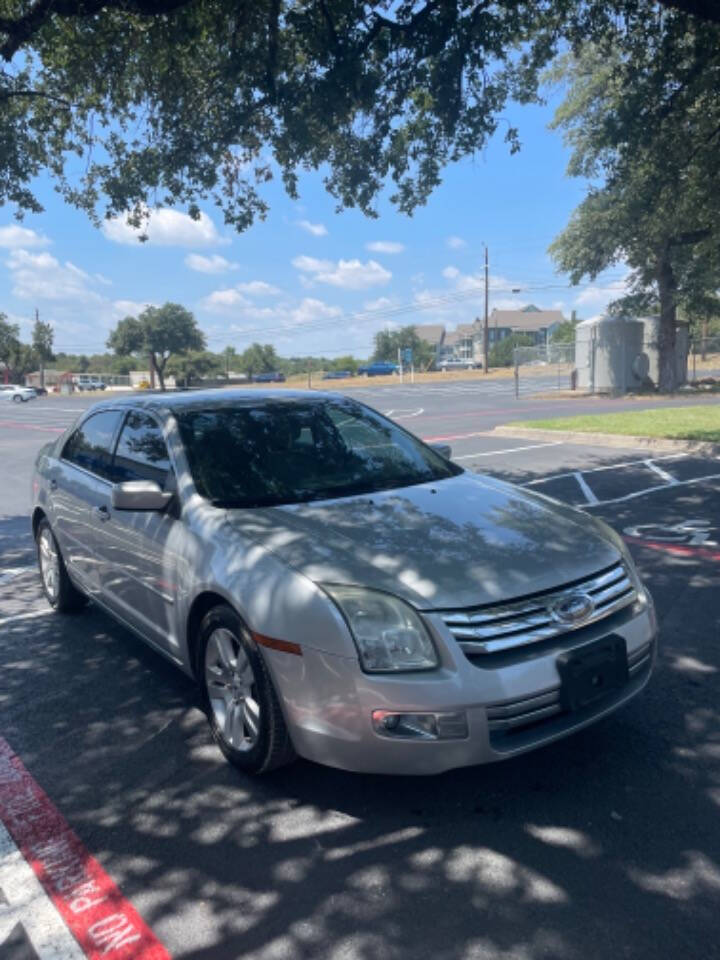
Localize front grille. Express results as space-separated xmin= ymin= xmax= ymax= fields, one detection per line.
xmin=438 ymin=562 xmax=636 ymax=657
xmin=485 ymin=640 xmax=653 ymax=737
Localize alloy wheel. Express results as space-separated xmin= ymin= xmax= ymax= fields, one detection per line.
xmin=38 ymin=527 xmax=60 ymax=601
xmin=204 ymin=627 xmax=261 ymax=752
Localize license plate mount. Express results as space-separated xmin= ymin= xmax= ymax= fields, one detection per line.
xmin=556 ymin=635 xmax=629 ymax=713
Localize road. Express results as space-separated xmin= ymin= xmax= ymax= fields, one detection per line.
xmin=1 ymin=382 xmax=719 ymax=960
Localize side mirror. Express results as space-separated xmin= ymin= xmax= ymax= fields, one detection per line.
xmin=112 ymin=480 xmax=173 ymax=512
xmin=431 ymin=443 xmax=452 ymax=460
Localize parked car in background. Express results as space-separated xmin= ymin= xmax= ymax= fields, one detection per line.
xmin=72 ymin=375 xmax=107 ymax=391
xmin=252 ymin=372 xmax=286 ymax=383
xmin=439 ymin=359 xmax=480 ymax=371
xmin=357 ymin=361 xmax=398 ymax=376
xmin=31 ymin=389 xmax=656 ymax=776
xmin=322 ymin=370 xmax=353 ymax=380
xmin=1 ymin=384 xmax=36 ymax=402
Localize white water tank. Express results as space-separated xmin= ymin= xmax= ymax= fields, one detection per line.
xmin=640 ymin=316 xmax=688 ymax=387
xmin=575 ymin=315 xmax=647 ymax=393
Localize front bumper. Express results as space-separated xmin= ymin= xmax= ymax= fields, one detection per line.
xmin=264 ymin=598 xmax=657 ymax=775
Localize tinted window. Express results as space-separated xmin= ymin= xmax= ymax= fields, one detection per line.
xmin=114 ymin=411 xmax=171 ymax=487
xmin=62 ymin=411 xmax=122 ymax=480
xmin=176 ymin=398 xmax=461 ymax=508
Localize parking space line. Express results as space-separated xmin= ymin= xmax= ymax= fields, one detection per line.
xmin=573 ymin=471 xmax=599 ymax=505
xmin=0 ymin=609 xmax=53 ymax=627
xmin=0 ymin=737 xmax=170 ymax=960
xmin=643 ymin=459 xmax=678 ymax=484
xmin=582 ymin=472 xmax=720 ymax=507
xmin=524 ymin=454 xmax=688 ymax=486
xmin=453 ymin=441 xmax=563 ymax=461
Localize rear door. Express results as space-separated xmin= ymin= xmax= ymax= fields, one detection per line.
xmin=51 ymin=410 xmax=123 ymax=595
xmin=98 ymin=409 xmax=181 ymax=652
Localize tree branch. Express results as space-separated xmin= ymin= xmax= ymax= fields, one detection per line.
xmin=668 ymin=227 xmax=711 ymax=247
xmin=1 ymin=0 xmax=192 ymax=61
xmin=657 ymin=0 xmax=720 ymax=23
xmin=0 ymin=87 xmax=71 ymax=106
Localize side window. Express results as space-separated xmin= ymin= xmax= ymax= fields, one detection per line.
xmin=113 ymin=411 xmax=172 ymax=488
xmin=62 ymin=411 xmax=122 ymax=480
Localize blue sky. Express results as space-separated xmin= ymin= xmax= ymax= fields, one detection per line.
xmin=0 ymin=94 xmax=627 ymax=359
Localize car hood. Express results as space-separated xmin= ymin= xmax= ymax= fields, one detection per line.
xmin=225 ymin=472 xmax=620 ymax=610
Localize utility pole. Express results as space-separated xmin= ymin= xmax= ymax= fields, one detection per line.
xmin=483 ymin=245 xmax=489 ymax=374
xmin=36 ymin=308 xmax=45 ymax=390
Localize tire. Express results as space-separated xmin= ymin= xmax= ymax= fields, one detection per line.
xmin=198 ymin=604 xmax=295 ymax=774
xmin=12 ymin=394 xmax=21 ymax=403
xmin=36 ymin=518 xmax=87 ymax=613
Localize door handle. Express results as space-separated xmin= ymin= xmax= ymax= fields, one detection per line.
xmin=94 ymin=505 xmax=111 ymax=522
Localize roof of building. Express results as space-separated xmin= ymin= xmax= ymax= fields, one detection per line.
xmin=489 ymin=309 xmax=566 ymax=332
xmin=413 ymin=324 xmax=445 ymax=345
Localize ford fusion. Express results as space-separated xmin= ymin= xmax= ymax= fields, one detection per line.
xmin=32 ymin=391 xmax=656 ymax=775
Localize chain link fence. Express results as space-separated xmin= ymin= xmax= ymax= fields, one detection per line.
xmin=689 ymin=336 xmax=720 ymax=382
xmin=511 ymin=342 xmax=576 ymax=396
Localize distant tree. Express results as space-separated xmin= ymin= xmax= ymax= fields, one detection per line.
xmin=31 ymin=317 xmax=54 ymax=387
xmin=107 ymin=303 xmax=205 ymax=390
xmin=489 ymin=334 xmax=535 ymax=368
xmin=237 ymin=343 xmax=280 ymax=378
xmin=328 ymin=355 xmax=359 ymax=374
xmin=373 ymin=326 xmax=435 ymax=369
xmin=166 ymin=350 xmax=224 ymax=387
xmin=549 ymin=319 xmax=578 ymax=344
xmin=0 ymin=314 xmax=21 ymax=380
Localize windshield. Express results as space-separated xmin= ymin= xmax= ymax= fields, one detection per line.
xmin=175 ymin=397 xmax=462 ymax=508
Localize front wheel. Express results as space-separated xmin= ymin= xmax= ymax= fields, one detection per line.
xmin=199 ymin=605 xmax=295 ymax=774
xmin=36 ymin=519 xmax=86 ymax=613
xmin=12 ymin=394 xmax=22 ymax=403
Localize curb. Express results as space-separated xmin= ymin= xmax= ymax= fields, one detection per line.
xmin=492 ymin=425 xmax=720 ymax=457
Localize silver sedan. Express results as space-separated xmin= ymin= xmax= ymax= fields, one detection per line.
xmin=31 ymin=390 xmax=657 ymax=775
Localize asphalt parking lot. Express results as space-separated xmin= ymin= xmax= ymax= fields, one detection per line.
xmin=1 ymin=384 xmax=719 ymax=960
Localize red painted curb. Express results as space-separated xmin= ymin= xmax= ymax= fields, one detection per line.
xmin=623 ymin=536 xmax=720 ymax=562
xmin=0 ymin=737 xmax=171 ymax=959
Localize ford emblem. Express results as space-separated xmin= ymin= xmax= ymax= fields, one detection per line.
xmin=550 ymin=592 xmax=595 ymax=625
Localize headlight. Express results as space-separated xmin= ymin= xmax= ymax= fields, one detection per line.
xmin=323 ymin=585 xmax=439 ymax=673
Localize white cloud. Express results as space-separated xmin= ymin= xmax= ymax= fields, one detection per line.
xmin=112 ymin=299 xmax=154 ymax=317
xmin=235 ymin=281 xmax=281 ymax=296
xmin=293 ymin=255 xmax=391 ymax=290
xmin=296 ymin=220 xmax=328 ymax=237
xmin=366 ymin=241 xmax=404 ymax=254
xmin=292 ymin=255 xmax=333 ymax=273
xmin=6 ymin=250 xmax=102 ymax=303
xmin=364 ymin=296 xmax=395 ymax=311
xmin=200 ymin=289 xmax=252 ymax=312
xmin=574 ymin=278 xmax=627 ymax=308
xmin=102 ymin=208 xmax=226 ymax=247
xmin=442 ymin=266 xmax=460 ymax=279
xmin=0 ymin=224 xmax=50 ymax=249
xmin=446 ymin=235 xmax=467 ymax=249
xmin=185 ymin=253 xmax=238 ymax=274
xmin=287 ymin=298 xmax=342 ymax=327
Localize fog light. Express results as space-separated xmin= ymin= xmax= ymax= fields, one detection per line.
xmin=372 ymin=710 xmax=468 ymax=741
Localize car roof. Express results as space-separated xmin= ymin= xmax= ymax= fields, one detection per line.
xmin=82 ymin=388 xmax=353 ymax=416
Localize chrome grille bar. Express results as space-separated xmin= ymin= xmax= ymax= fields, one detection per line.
xmin=439 ymin=562 xmax=636 ymax=656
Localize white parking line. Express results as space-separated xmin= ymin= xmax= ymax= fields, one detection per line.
xmin=573 ymin=471 xmax=600 ymax=505
xmin=0 ymin=609 xmax=51 ymax=628
xmin=453 ymin=441 xmax=563 ymax=461
xmin=0 ymin=820 xmax=86 ymax=960
xmin=582 ymin=472 xmax=720 ymax=508
xmin=524 ymin=454 xmax=688 ymax=486
xmin=0 ymin=567 xmax=34 ymax=586
xmin=643 ymin=459 xmax=678 ymax=484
